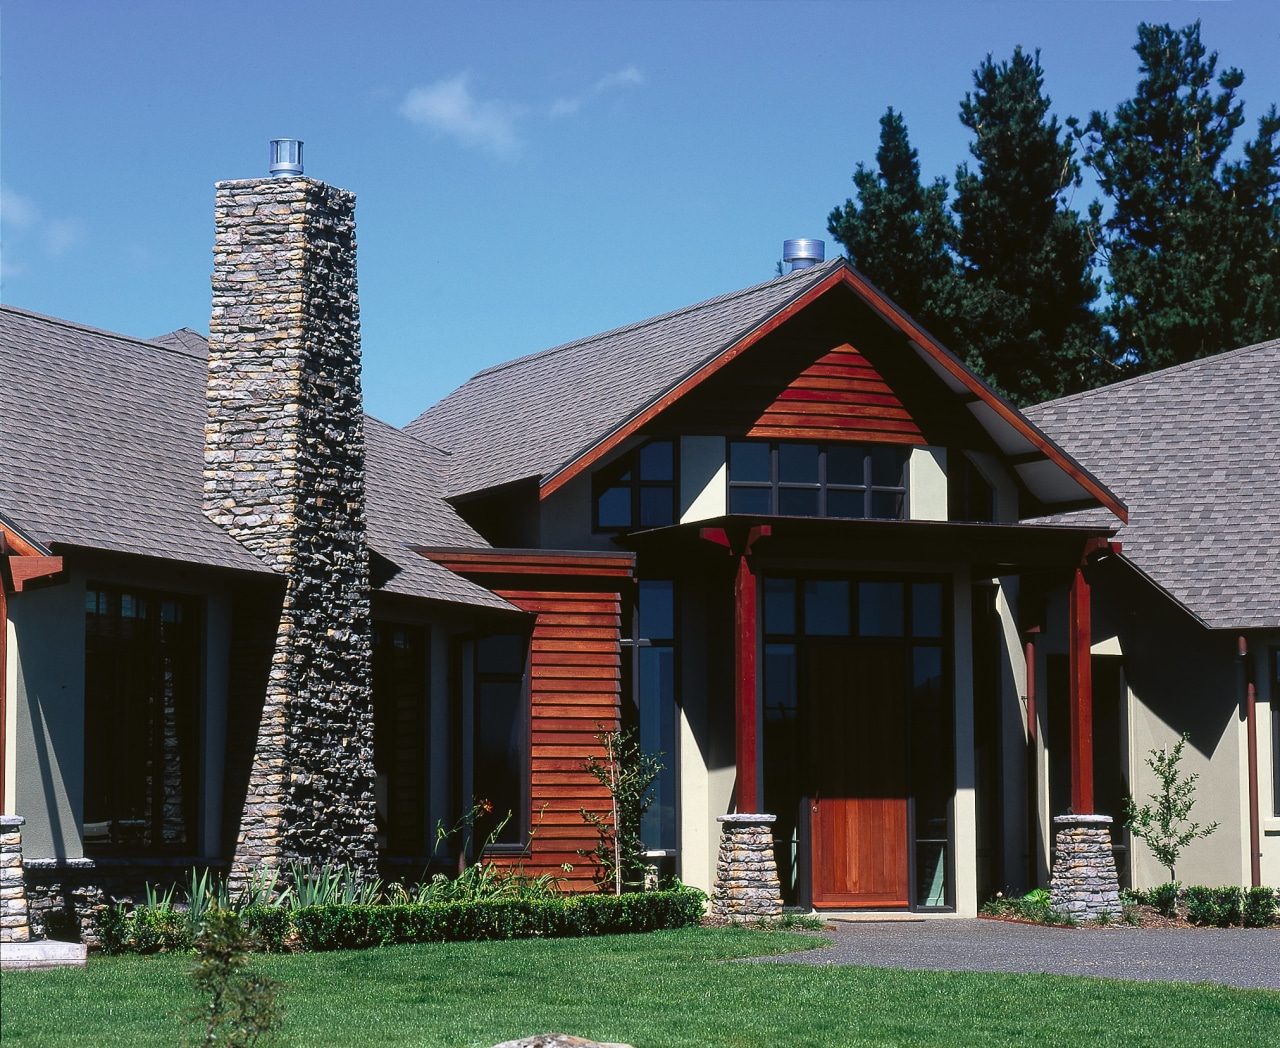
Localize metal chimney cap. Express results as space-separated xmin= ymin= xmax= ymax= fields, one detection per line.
xmin=269 ymin=139 xmax=304 ymax=176
xmin=783 ymin=238 xmax=824 ymax=271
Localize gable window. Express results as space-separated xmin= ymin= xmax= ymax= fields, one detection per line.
xmin=594 ymin=440 xmax=677 ymax=531
xmin=474 ymin=633 xmax=528 ymax=848
xmin=83 ymin=585 xmax=200 ymax=853
xmin=950 ymin=455 xmax=996 ymax=523
xmin=727 ymin=441 xmax=908 ymax=520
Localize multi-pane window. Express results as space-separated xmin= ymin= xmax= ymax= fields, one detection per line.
xmin=594 ymin=440 xmax=677 ymax=531
xmin=474 ymin=634 xmax=527 ymax=848
xmin=83 ymin=586 xmax=199 ymax=852
xmin=621 ymin=580 xmax=677 ymax=855
xmin=727 ymin=441 xmax=909 ymax=519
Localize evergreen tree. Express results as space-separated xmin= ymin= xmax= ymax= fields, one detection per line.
xmin=952 ymin=47 xmax=1103 ymax=405
xmin=827 ymin=108 xmax=959 ymax=348
xmin=1073 ymin=21 xmax=1280 ymax=372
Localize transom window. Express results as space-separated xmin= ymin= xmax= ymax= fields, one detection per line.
xmin=728 ymin=441 xmax=909 ymax=519
xmin=594 ymin=440 xmax=676 ymax=531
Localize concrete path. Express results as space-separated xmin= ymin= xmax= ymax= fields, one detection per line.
xmin=747 ymin=918 xmax=1280 ymax=990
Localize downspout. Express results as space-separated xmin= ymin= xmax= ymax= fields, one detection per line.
xmin=1023 ymin=626 xmax=1039 ymax=887
xmin=1237 ymin=635 xmax=1262 ymax=888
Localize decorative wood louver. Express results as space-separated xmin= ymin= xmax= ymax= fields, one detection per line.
xmin=745 ymin=342 xmax=925 ymax=445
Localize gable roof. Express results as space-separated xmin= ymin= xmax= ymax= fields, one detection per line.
xmin=407 ymin=259 xmax=1125 ymax=522
xmin=1025 ymin=338 xmax=1280 ymax=629
xmin=0 ymin=305 xmax=511 ymax=611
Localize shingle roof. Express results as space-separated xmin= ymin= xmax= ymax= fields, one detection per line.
xmin=405 ymin=259 xmax=844 ymax=496
xmin=0 ymin=305 xmax=510 ymax=611
xmin=1025 ymin=339 xmax=1280 ymax=629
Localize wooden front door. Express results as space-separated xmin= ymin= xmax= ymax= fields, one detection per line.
xmin=807 ymin=642 xmax=909 ymax=908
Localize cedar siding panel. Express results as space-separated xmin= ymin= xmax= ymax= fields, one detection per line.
xmin=418 ymin=549 xmax=634 ymax=890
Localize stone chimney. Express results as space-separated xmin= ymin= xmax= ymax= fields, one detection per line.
xmin=205 ymin=160 xmax=377 ymax=884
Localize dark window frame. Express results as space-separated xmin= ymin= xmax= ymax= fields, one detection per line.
xmin=593 ymin=439 xmax=679 ymax=533
xmin=620 ymin=579 xmax=680 ymax=859
xmin=83 ymin=583 xmax=202 ymax=856
xmin=473 ymin=632 xmax=531 ymax=854
xmin=371 ymin=620 xmax=430 ymax=858
xmin=727 ymin=440 xmax=909 ymax=520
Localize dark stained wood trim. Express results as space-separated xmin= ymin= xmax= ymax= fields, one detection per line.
xmin=1069 ymin=557 xmax=1094 ymax=815
xmin=8 ymin=556 xmax=65 ymax=592
xmin=415 ymin=547 xmax=635 ymax=579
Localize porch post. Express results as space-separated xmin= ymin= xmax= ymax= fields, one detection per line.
xmin=1068 ymin=563 xmax=1094 ymax=815
xmin=733 ymin=547 xmax=759 ymax=814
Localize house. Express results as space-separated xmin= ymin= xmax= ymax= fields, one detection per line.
xmin=1 ymin=156 xmax=1273 ymax=940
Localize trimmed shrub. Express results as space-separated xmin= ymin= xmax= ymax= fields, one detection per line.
xmin=241 ymin=905 xmax=291 ymax=952
xmin=1148 ymin=881 xmax=1180 ymax=919
xmin=1183 ymin=885 xmax=1217 ymax=926
xmin=97 ymin=904 xmax=192 ymax=954
xmin=1243 ymin=886 xmax=1278 ymax=928
xmin=1212 ymin=885 xmax=1243 ymax=927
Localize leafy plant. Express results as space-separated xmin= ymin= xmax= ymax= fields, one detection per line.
xmin=284 ymin=862 xmax=383 ymax=908
xmin=1121 ymin=905 xmax=1141 ymax=926
xmin=1183 ymin=885 xmax=1217 ymax=926
xmin=1147 ymin=881 xmax=1181 ymax=919
xmin=182 ymin=908 xmax=284 ymax=1047
xmin=1212 ymin=885 xmax=1243 ymax=927
xmin=1243 ymin=886 xmax=1278 ymax=928
xmin=580 ymin=726 xmax=664 ymax=894
xmin=1123 ymin=733 xmax=1218 ymax=880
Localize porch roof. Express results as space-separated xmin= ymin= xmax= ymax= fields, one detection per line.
xmin=616 ymin=515 xmax=1118 ymax=576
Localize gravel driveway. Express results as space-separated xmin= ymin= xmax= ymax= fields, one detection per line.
xmin=747 ymin=918 xmax=1280 ymax=990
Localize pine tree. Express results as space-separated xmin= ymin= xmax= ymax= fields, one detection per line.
xmin=1073 ymin=21 xmax=1280 ymax=373
xmin=951 ymin=47 xmax=1103 ymax=405
xmin=827 ymin=108 xmax=959 ymax=348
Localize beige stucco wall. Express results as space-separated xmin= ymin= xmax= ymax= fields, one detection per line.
xmin=908 ymin=447 xmax=948 ymax=521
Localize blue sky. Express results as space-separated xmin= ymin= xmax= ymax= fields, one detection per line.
xmin=3 ymin=1 xmax=1279 ymax=425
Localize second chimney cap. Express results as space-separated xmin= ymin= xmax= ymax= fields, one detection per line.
xmin=783 ymin=238 xmax=824 ymax=271
xmin=269 ymin=139 xmax=304 ymax=176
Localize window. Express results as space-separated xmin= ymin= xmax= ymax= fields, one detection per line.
xmin=83 ymin=586 xmax=199 ymax=852
xmin=594 ymin=440 xmax=676 ymax=531
xmin=727 ymin=441 xmax=908 ymax=519
xmin=474 ymin=634 xmax=527 ymax=847
xmin=372 ymin=623 xmax=428 ymax=856
xmin=621 ymin=580 xmax=677 ymax=854
xmin=1273 ymin=650 xmax=1280 ymax=817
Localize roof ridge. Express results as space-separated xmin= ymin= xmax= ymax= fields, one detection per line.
xmin=1030 ymin=337 xmax=1280 ymax=412
xmin=467 ymin=257 xmax=846 ymax=382
xmin=0 ymin=303 xmax=207 ymax=364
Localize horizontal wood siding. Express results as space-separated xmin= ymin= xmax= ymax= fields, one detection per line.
xmin=746 ymin=342 xmax=925 ymax=444
xmin=417 ymin=550 xmax=634 ymax=891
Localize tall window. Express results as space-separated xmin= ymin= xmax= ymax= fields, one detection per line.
xmin=474 ymin=634 xmax=527 ymax=848
xmin=1273 ymin=650 xmax=1280 ymax=818
xmin=594 ymin=440 xmax=677 ymax=531
xmin=83 ymin=586 xmax=199 ymax=852
xmin=372 ymin=623 xmax=428 ymax=856
xmin=728 ymin=441 xmax=908 ymax=519
xmin=621 ymin=580 xmax=677 ymax=854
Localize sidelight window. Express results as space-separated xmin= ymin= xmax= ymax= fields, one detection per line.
xmin=727 ymin=441 xmax=908 ymax=519
xmin=474 ymin=633 xmax=527 ymax=848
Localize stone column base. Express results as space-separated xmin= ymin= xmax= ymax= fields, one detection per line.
xmin=712 ymin=814 xmax=783 ymax=921
xmin=1049 ymin=814 xmax=1121 ymax=921
xmin=1 ymin=816 xmax=32 ymax=944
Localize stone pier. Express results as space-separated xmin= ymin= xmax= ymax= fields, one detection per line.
xmin=1049 ymin=814 xmax=1121 ymax=921
xmin=712 ymin=814 xmax=783 ymax=921
xmin=1 ymin=816 xmax=31 ymax=943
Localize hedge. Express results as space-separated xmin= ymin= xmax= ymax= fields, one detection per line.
xmin=102 ymin=887 xmax=707 ymax=955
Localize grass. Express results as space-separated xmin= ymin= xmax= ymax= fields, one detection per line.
xmin=2 ymin=927 xmax=1277 ymax=1047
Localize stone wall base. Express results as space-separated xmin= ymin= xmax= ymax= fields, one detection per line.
xmin=1049 ymin=814 xmax=1121 ymax=921
xmin=712 ymin=814 xmax=783 ymax=921
xmin=1 ymin=816 xmax=32 ymax=943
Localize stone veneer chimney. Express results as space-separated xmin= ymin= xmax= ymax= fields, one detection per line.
xmin=205 ymin=170 xmax=377 ymax=885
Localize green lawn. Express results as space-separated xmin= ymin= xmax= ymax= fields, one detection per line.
xmin=2 ymin=928 xmax=1277 ymax=1048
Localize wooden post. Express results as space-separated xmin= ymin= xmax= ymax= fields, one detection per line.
xmin=1068 ymin=563 xmax=1094 ymax=815
xmin=733 ymin=547 xmax=759 ymax=813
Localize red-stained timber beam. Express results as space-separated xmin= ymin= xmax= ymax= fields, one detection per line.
xmin=705 ymin=525 xmax=770 ymax=813
xmin=1240 ymin=635 xmax=1262 ymax=888
xmin=1068 ymin=564 xmax=1094 ymax=815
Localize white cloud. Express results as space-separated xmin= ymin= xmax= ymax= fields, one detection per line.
xmin=550 ymin=64 xmax=645 ymax=119
xmin=399 ymin=75 xmax=523 ymax=157
xmin=1 ymin=185 xmax=41 ymax=230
